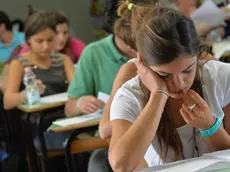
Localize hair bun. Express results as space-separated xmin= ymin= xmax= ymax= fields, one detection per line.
xmin=117 ymin=1 xmax=129 ymax=17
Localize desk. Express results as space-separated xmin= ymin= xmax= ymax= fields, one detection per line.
xmin=16 ymin=93 xmax=67 ymax=172
xmin=137 ymin=150 xmax=230 ymax=172
xmin=17 ymin=102 xmax=65 ymax=113
xmin=48 ymin=119 xmax=100 ymax=133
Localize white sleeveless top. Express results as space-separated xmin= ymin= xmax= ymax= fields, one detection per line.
xmin=110 ymin=60 xmax=230 ymax=167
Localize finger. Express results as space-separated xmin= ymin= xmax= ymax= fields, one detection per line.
xmin=94 ymin=99 xmax=105 ymax=109
xmin=89 ymin=98 xmax=104 ymax=109
xmin=180 ymin=108 xmax=191 ymax=124
xmin=87 ymin=102 xmax=98 ymax=111
xmin=182 ymin=90 xmax=195 ymax=106
xmin=182 ymin=103 xmax=197 ymax=120
xmin=188 ymin=90 xmax=208 ymax=108
xmin=136 ymin=53 xmax=141 ymax=63
xmin=191 ymin=104 xmax=204 ymax=118
xmin=36 ymin=80 xmax=42 ymax=84
xmin=83 ymin=106 xmax=97 ymax=114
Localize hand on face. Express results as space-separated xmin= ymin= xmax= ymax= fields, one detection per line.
xmin=136 ymin=54 xmax=168 ymax=93
xmin=180 ymin=90 xmax=215 ymax=130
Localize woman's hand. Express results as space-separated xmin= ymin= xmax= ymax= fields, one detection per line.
xmin=136 ymin=54 xmax=167 ymax=92
xmin=180 ymin=90 xmax=215 ymax=130
xmin=36 ymin=80 xmax=46 ymax=95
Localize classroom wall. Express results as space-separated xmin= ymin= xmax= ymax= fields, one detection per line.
xmin=0 ymin=0 xmax=227 ymax=44
xmin=0 ymin=0 xmax=97 ymax=44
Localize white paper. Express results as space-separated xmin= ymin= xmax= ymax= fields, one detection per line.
xmin=97 ymin=91 xmax=110 ymax=103
xmin=40 ymin=92 xmax=68 ymax=104
xmin=204 ymin=149 xmax=230 ymax=160
xmin=212 ymin=40 xmax=230 ymax=59
xmin=156 ymin=158 xmax=221 ymax=172
xmin=191 ymin=0 xmax=226 ymax=27
xmin=53 ymin=110 xmax=102 ymax=127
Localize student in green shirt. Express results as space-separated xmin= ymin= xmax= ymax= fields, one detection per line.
xmin=65 ymin=18 xmax=136 ymax=117
xmin=64 ymin=1 xmax=139 ymax=172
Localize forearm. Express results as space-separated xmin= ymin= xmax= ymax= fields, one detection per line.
xmin=64 ymin=98 xmax=83 ymax=117
xmin=204 ymin=126 xmax=230 ymax=152
xmin=99 ymin=98 xmax=112 ymax=139
xmin=4 ymin=91 xmax=25 ymax=110
xmin=109 ymin=92 xmax=167 ymax=171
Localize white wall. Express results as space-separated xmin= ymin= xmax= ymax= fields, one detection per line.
xmin=0 ymin=0 xmax=98 ymax=44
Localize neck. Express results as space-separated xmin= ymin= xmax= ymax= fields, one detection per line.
xmin=0 ymin=31 xmax=13 ymax=46
xmin=29 ymin=51 xmax=50 ymax=63
xmin=114 ymin=36 xmax=135 ymax=59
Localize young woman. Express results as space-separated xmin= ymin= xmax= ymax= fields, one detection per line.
xmin=19 ymin=11 xmax=85 ymax=64
xmin=4 ymin=11 xmax=74 ymax=109
xmin=99 ymin=1 xmax=216 ymax=140
xmin=108 ymin=7 xmax=230 ymax=171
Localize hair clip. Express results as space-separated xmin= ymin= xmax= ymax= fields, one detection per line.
xmin=128 ymin=3 xmax=134 ymax=10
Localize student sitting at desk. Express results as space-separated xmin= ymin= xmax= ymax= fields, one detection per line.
xmin=99 ymin=1 xmax=216 ymax=141
xmin=109 ymin=7 xmax=230 ymax=171
xmin=64 ymin=0 xmax=148 ymax=171
xmin=3 ymin=12 xmax=74 ymax=151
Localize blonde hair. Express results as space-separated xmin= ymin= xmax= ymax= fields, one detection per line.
xmin=114 ymin=0 xmax=157 ymax=50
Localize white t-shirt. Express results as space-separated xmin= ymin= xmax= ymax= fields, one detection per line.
xmin=110 ymin=60 xmax=230 ymax=167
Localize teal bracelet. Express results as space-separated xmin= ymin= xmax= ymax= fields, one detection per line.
xmin=199 ymin=117 xmax=223 ymax=137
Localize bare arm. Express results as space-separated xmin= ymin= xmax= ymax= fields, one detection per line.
xmin=4 ymin=60 xmax=24 ymax=109
xmin=203 ymin=104 xmax=230 ymax=151
xmin=65 ymin=98 xmax=83 ymax=117
xmin=99 ymin=62 xmax=137 ymax=140
xmin=109 ymin=92 xmax=167 ymax=172
xmin=62 ymin=54 xmax=75 ymax=83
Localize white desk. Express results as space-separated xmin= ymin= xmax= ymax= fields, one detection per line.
xmin=137 ymin=150 xmax=230 ymax=172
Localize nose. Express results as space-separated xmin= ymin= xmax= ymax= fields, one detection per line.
xmin=171 ymin=74 xmax=185 ymax=91
xmin=42 ymin=41 xmax=49 ymax=50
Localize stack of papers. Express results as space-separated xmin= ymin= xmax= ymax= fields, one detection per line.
xmin=51 ymin=91 xmax=110 ymax=127
xmin=41 ymin=92 xmax=68 ymax=104
xmin=212 ymin=40 xmax=230 ymax=59
xmin=53 ymin=110 xmax=102 ymax=127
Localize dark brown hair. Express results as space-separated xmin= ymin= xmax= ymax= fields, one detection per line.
xmin=49 ymin=11 xmax=72 ymax=55
xmin=136 ymin=7 xmax=204 ymax=161
xmin=24 ymin=12 xmax=56 ymax=42
xmin=114 ymin=0 xmax=157 ymax=50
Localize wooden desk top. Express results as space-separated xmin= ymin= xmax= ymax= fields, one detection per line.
xmin=17 ymin=102 xmax=65 ymax=113
xmin=17 ymin=92 xmax=67 ymax=113
xmin=48 ymin=118 xmax=100 ymax=133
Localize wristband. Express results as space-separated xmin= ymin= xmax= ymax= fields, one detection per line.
xmin=76 ymin=97 xmax=82 ymax=108
xmin=199 ymin=117 xmax=223 ymax=137
xmin=152 ymin=89 xmax=169 ymax=97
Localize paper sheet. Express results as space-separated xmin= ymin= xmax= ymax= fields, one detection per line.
xmin=52 ymin=110 xmax=102 ymax=127
xmin=97 ymin=91 xmax=110 ymax=103
xmin=212 ymin=40 xmax=230 ymax=59
xmin=191 ymin=0 xmax=226 ymax=27
xmin=40 ymin=92 xmax=68 ymax=104
xmin=204 ymin=149 xmax=230 ymax=160
xmin=52 ymin=92 xmax=109 ymax=127
xmin=156 ymin=158 xmax=221 ymax=172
